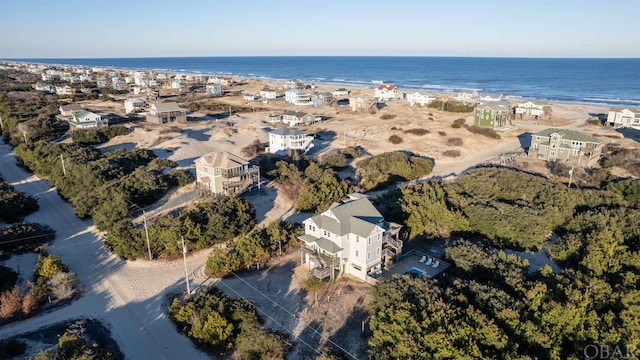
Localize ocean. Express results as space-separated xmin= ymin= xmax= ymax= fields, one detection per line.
xmin=9 ymin=56 xmax=640 ymax=107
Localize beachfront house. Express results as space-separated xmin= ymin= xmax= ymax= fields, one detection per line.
xmin=299 ymin=193 xmax=403 ymax=282
xmin=473 ymin=102 xmax=511 ymax=127
xmin=374 ymin=85 xmax=401 ymax=101
xmin=268 ymin=128 xmax=314 ymax=155
xmin=529 ymin=128 xmax=603 ymax=166
xmin=281 ymin=111 xmax=317 ymax=126
xmin=195 ymin=151 xmax=260 ymax=196
xmin=147 ymin=102 xmax=187 ymax=124
xmin=515 ymin=100 xmax=548 ymax=119
xmin=311 ymin=92 xmax=334 ymax=108
xmin=333 ymin=88 xmax=351 ymax=97
xmin=34 ymin=83 xmax=55 ymax=93
xmin=607 ymin=108 xmax=640 ymax=129
xmin=349 ymin=94 xmax=375 ymax=113
xmin=454 ymin=90 xmax=479 ymax=104
xmin=285 ymin=88 xmax=312 ymax=105
xmin=266 ymin=113 xmax=282 ymax=124
xmin=124 ymin=98 xmax=147 ymax=114
xmin=260 ymin=88 xmax=277 ymax=99
xmin=406 ymin=92 xmax=436 ymax=107
xmin=68 ymin=110 xmax=104 ymax=130
xmin=206 ymin=84 xmax=223 ymax=96
xmin=479 ymin=93 xmax=504 ymax=102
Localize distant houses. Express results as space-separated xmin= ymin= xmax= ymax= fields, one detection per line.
xmin=454 ymin=90 xmax=479 ymax=104
xmin=473 ymin=102 xmax=511 ymax=127
xmin=206 ymin=84 xmax=223 ymax=96
xmin=479 ymin=93 xmax=504 ymax=102
xmin=55 ymin=85 xmax=74 ymax=96
xmin=268 ymin=128 xmax=314 ymax=154
xmin=529 ymin=128 xmax=603 ymax=166
xmin=515 ymin=100 xmax=548 ymax=120
xmin=259 ymin=88 xmax=277 ymax=100
xmin=607 ymin=108 xmax=640 ymax=128
xmin=374 ymin=85 xmax=401 ymax=101
xmin=406 ymin=92 xmax=436 ymax=107
xmin=147 ymin=102 xmax=187 ymax=124
xmin=195 ymin=151 xmax=260 ymax=196
xmin=281 ymin=111 xmax=319 ymax=126
xmin=332 ymin=88 xmax=350 ymax=97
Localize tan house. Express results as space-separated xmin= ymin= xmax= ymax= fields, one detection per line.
xmin=529 ymin=128 xmax=603 ymax=166
xmin=147 ymin=102 xmax=187 ymax=124
xmin=195 ymin=151 xmax=260 ymax=195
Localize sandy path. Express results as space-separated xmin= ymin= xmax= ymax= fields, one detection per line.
xmin=0 ymin=139 xmax=212 ymax=359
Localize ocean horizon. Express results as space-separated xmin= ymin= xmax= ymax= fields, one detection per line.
xmin=5 ymin=56 xmax=640 ymax=107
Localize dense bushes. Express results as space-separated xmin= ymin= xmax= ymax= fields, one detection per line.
xmin=0 ymin=175 xmax=38 ymax=223
xmin=71 ymin=125 xmax=130 ymax=145
xmin=600 ymin=144 xmax=640 ymax=177
xmin=356 ymin=151 xmax=433 ymax=191
xmin=428 ymin=100 xmax=474 ymax=112
xmin=169 ymin=286 xmax=288 ymax=358
xmin=369 ymin=229 xmax=640 ymax=359
xmin=0 ymin=222 xmax=54 ymax=254
xmin=387 ymin=135 xmax=403 ymax=144
xmin=106 ymin=196 xmax=256 ymax=260
xmin=464 ymin=124 xmax=501 ymax=139
xmin=446 ymin=137 xmax=463 ymax=146
xmin=205 ymin=221 xmax=300 ymax=278
xmin=403 ymin=128 xmax=430 ymax=136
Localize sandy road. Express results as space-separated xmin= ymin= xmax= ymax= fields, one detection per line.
xmin=0 ymin=139 xmax=211 ymax=359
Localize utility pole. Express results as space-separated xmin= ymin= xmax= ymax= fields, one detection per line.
xmin=60 ymin=154 xmax=66 ymax=176
xmin=181 ymin=235 xmax=191 ymax=295
xmin=568 ymin=166 xmax=574 ymax=189
xmin=143 ymin=210 xmax=152 ymax=261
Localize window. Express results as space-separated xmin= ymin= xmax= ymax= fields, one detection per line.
xmin=355 ymin=250 xmax=359 ymax=257
xmin=377 ymin=248 xmax=380 ymax=255
xmin=323 ymin=230 xmax=328 ymax=237
xmin=367 ymin=252 xmax=371 ymax=260
xmin=534 ymin=143 xmax=539 ymax=149
xmin=352 ymin=264 xmax=362 ymax=271
xmin=368 ymin=238 xmax=371 ymax=245
xmin=355 ymin=236 xmax=359 ymax=243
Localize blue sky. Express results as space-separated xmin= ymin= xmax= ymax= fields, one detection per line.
xmin=0 ymin=0 xmax=638 ymax=58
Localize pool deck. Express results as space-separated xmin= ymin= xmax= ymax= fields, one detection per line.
xmin=378 ymin=252 xmax=450 ymax=280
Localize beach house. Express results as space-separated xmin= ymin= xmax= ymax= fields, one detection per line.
xmin=124 ymin=98 xmax=147 ymax=114
xmin=332 ymin=88 xmax=351 ymax=97
xmin=374 ymin=85 xmax=401 ymax=101
xmin=473 ymin=102 xmax=511 ymax=127
xmin=529 ymin=128 xmax=603 ymax=166
xmin=515 ymin=100 xmax=548 ymax=119
xmin=68 ymin=111 xmax=104 ymax=130
xmin=59 ymin=103 xmax=84 ymax=118
xmin=55 ymin=85 xmax=74 ymax=96
xmin=299 ymin=193 xmax=403 ymax=282
xmin=268 ymin=128 xmax=314 ymax=155
xmin=281 ymin=111 xmax=317 ymax=126
xmin=206 ymin=84 xmax=223 ymax=96
xmin=454 ymin=90 xmax=479 ymax=104
xmin=285 ymin=88 xmax=312 ymax=105
xmin=194 ymin=151 xmax=260 ymax=196
xmin=406 ymin=92 xmax=436 ymax=107
xmin=479 ymin=93 xmax=504 ymax=102
xmin=147 ymin=102 xmax=187 ymax=124
xmin=607 ymin=108 xmax=640 ymax=129
xmin=349 ymin=94 xmax=375 ymax=112
xmin=260 ymin=88 xmax=277 ymax=99
xmin=311 ymin=92 xmax=334 ymax=108
xmin=34 ymin=83 xmax=55 ymax=93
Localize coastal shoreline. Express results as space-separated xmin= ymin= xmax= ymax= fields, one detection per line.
xmin=4 ymin=57 xmax=639 ymax=108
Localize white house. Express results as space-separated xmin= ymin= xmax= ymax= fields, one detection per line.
xmin=607 ymin=108 xmax=640 ymax=128
xmin=455 ymin=90 xmax=479 ymax=104
xmin=68 ymin=110 xmax=104 ymax=129
xmin=515 ymin=100 xmax=547 ymax=119
xmin=285 ymin=88 xmax=312 ymax=105
xmin=374 ymin=85 xmax=401 ymax=101
xmin=171 ymin=79 xmax=186 ymax=90
xmin=260 ymin=88 xmax=277 ymax=99
xmin=299 ymin=194 xmax=403 ymax=281
xmin=244 ymin=94 xmax=258 ymax=101
xmin=124 ymin=98 xmax=147 ymax=114
xmin=332 ymin=88 xmax=351 ymax=97
xmin=206 ymin=84 xmax=222 ymax=95
xmin=34 ymin=83 xmax=55 ymax=93
xmin=281 ymin=111 xmax=318 ymax=126
xmin=406 ymin=92 xmax=436 ymax=107
xmin=268 ymin=128 xmax=314 ymax=154
xmin=479 ymin=93 xmax=504 ymax=102
xmin=55 ymin=85 xmax=74 ymax=96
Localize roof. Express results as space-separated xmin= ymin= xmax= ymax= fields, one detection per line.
xmin=476 ymin=102 xmax=510 ymax=111
xmin=283 ymin=110 xmax=308 ymax=118
xmin=74 ymin=110 xmax=96 ymax=120
xmin=609 ymin=108 xmax=640 ymax=114
xmin=533 ymin=128 xmax=602 ymax=144
xmin=270 ymin=127 xmax=307 ymax=136
xmin=60 ymin=103 xmax=83 ymax=112
xmin=197 ymin=151 xmax=249 ymax=169
xmin=260 ymin=87 xmax=275 ymax=92
xmin=150 ymin=102 xmax=185 ymax=112
xmin=377 ymin=85 xmax=397 ymax=90
xmin=310 ymin=196 xmax=384 ymax=238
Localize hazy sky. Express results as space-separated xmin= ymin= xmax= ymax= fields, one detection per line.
xmin=1 ymin=0 xmax=638 ymax=58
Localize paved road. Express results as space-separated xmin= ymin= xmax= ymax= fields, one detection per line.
xmin=0 ymin=139 xmax=211 ymax=359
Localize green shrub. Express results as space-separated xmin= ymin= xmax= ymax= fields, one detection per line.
xmin=428 ymin=100 xmax=474 ymax=112
xmin=357 ymin=151 xmax=433 ymax=191
xmin=451 ymin=123 xmax=462 ymax=128
xmin=388 ymin=135 xmax=403 ymax=144
xmin=403 ymin=128 xmax=430 ymax=136
xmin=380 ymin=114 xmax=396 ymax=120
xmin=442 ymin=149 xmax=461 ymax=157
xmin=464 ymin=125 xmax=501 ymax=139
xmin=447 ymin=138 xmax=463 ymax=146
